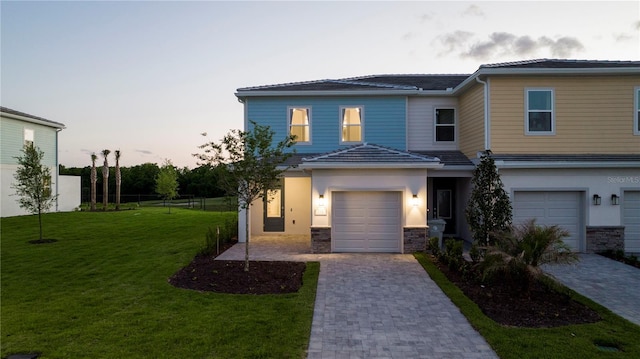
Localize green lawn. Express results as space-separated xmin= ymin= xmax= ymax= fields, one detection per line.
xmin=415 ymin=252 xmax=640 ymax=359
xmin=1 ymin=208 xmax=318 ymax=359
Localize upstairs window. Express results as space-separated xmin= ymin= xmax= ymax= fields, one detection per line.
xmin=24 ymin=128 xmax=34 ymax=147
xmin=635 ymin=87 xmax=640 ymax=135
xmin=289 ymin=107 xmax=310 ymax=143
xmin=435 ymin=108 xmax=455 ymax=142
xmin=526 ymin=89 xmax=555 ymax=135
xmin=340 ymin=106 xmax=363 ymax=143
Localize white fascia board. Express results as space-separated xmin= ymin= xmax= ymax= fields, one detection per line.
xmin=453 ymin=67 xmax=640 ymax=94
xmin=235 ymin=89 xmax=455 ymax=98
xmin=299 ymin=162 xmax=444 ymax=170
xmin=1 ymin=112 xmax=66 ymax=129
xmin=495 ymin=161 xmax=640 ymax=169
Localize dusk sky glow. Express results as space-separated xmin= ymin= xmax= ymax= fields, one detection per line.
xmin=2 ymin=1 xmax=638 ymax=168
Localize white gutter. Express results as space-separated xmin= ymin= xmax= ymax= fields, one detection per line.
xmin=495 ymin=161 xmax=640 ymax=169
xmin=299 ymin=162 xmax=444 ymax=170
xmin=0 ymin=111 xmax=65 ymax=129
xmin=475 ymin=76 xmax=490 ymax=150
xmin=55 ymin=128 xmax=61 ymax=212
xmin=235 ymin=89 xmax=455 ymax=97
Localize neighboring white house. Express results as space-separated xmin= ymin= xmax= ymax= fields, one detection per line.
xmin=1 ymin=106 xmax=80 ymax=217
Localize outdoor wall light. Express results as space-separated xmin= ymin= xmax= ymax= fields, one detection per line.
xmin=611 ymin=194 xmax=620 ymax=205
xmin=318 ymin=194 xmax=325 ymax=207
xmin=411 ymin=194 xmax=419 ymax=207
xmin=592 ymin=194 xmax=601 ymax=206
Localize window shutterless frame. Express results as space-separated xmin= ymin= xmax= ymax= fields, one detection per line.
xmin=24 ymin=128 xmax=34 ymax=147
xmin=634 ymin=87 xmax=640 ymax=136
xmin=287 ymin=106 xmax=312 ymax=144
xmin=525 ymin=88 xmax=555 ymax=135
xmin=434 ymin=108 xmax=456 ymax=142
xmin=339 ymin=106 xmax=364 ymax=144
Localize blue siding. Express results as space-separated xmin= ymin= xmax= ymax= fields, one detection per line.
xmin=246 ymin=96 xmax=407 ymax=153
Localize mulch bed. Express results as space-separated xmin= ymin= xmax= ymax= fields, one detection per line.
xmin=169 ymin=242 xmax=306 ymax=294
xmin=431 ymin=255 xmax=601 ymax=328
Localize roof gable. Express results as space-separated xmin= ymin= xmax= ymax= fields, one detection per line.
xmin=298 ymin=143 xmax=442 ymax=169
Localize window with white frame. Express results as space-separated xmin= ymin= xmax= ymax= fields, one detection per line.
xmin=288 ymin=107 xmax=310 ymax=143
xmin=635 ymin=87 xmax=640 ymax=135
xmin=340 ymin=106 xmax=363 ymax=143
xmin=435 ymin=108 xmax=455 ymax=142
xmin=24 ymin=128 xmax=34 ymax=147
xmin=525 ymin=89 xmax=554 ymax=134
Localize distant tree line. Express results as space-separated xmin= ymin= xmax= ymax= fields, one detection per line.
xmin=59 ymin=163 xmax=229 ymax=202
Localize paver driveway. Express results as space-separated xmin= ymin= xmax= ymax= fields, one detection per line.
xmin=306 ymin=254 xmax=497 ymax=359
xmin=217 ymin=237 xmax=497 ymax=358
xmin=544 ymin=253 xmax=640 ymax=326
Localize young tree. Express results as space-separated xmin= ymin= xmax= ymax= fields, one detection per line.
xmin=101 ymin=149 xmax=111 ymax=210
xmin=155 ymin=159 xmax=179 ymax=214
xmin=194 ymin=122 xmax=296 ymax=271
xmin=12 ymin=144 xmax=58 ymax=240
xmin=466 ymin=150 xmax=512 ymax=246
xmin=114 ymin=150 xmax=122 ymax=210
xmin=90 ymin=153 xmax=97 ymax=211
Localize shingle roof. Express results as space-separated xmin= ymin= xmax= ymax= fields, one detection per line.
xmin=237 ymin=75 xmax=470 ymax=93
xmin=0 ymin=106 xmax=65 ymax=128
xmin=481 ymin=58 xmax=640 ymax=69
xmin=411 ymin=151 xmax=473 ymax=166
xmin=301 ymin=143 xmax=439 ymax=164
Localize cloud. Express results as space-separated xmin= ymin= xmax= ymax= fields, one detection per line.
xmin=402 ymin=32 xmax=418 ymax=41
xmin=614 ymin=33 xmax=634 ymax=42
xmin=461 ymin=4 xmax=485 ymax=17
xmin=135 ymin=149 xmax=153 ymax=155
xmin=636 ymin=21 xmax=640 ymax=30
xmin=455 ymin=32 xmax=584 ymax=59
xmin=435 ymin=30 xmax=474 ymax=55
xmin=418 ymin=13 xmax=432 ymax=23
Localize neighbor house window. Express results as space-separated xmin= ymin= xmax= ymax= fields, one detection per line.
xmin=24 ymin=128 xmax=34 ymax=147
xmin=288 ymin=107 xmax=310 ymax=143
xmin=635 ymin=87 xmax=640 ymax=135
xmin=525 ymin=88 xmax=554 ymax=134
xmin=43 ymin=176 xmax=52 ymax=197
xmin=340 ymin=106 xmax=363 ymax=143
xmin=435 ymin=108 xmax=455 ymax=142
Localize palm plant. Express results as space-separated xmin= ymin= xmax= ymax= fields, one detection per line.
xmin=114 ymin=150 xmax=121 ymax=211
xmin=101 ymin=149 xmax=111 ymax=211
xmin=90 ymin=153 xmax=97 ymax=211
xmin=480 ymin=219 xmax=579 ymax=289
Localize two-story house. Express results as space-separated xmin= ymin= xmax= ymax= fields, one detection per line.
xmin=234 ymin=59 xmax=640 ymax=254
xmin=1 ymin=106 xmax=80 ymax=217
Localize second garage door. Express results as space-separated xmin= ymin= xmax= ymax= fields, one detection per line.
xmin=513 ymin=191 xmax=583 ymax=251
xmin=623 ymin=191 xmax=640 ymax=253
xmin=332 ymin=191 xmax=401 ymax=252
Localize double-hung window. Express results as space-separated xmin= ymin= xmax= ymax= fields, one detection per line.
xmin=288 ymin=107 xmax=310 ymax=143
xmin=24 ymin=128 xmax=34 ymax=147
xmin=340 ymin=106 xmax=363 ymax=143
xmin=635 ymin=87 xmax=640 ymax=135
xmin=525 ymin=88 xmax=554 ymax=135
xmin=435 ymin=108 xmax=455 ymax=142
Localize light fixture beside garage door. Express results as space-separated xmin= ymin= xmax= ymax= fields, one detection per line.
xmin=611 ymin=194 xmax=620 ymax=205
xmin=593 ymin=194 xmax=601 ymax=206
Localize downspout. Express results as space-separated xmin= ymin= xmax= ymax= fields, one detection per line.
xmin=475 ymin=77 xmax=490 ymax=151
xmin=55 ymin=128 xmax=61 ymax=212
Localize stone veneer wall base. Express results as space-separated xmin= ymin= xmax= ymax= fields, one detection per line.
xmin=311 ymin=227 xmax=331 ymax=253
xmin=586 ymin=226 xmax=624 ymax=253
xmin=403 ymin=227 xmax=427 ymax=253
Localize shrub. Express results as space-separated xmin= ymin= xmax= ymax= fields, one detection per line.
xmin=479 ymin=219 xmax=579 ymax=289
xmin=443 ymin=239 xmax=464 ymax=271
xmin=428 ymin=237 xmax=440 ymax=256
xmin=469 ymin=242 xmax=482 ymax=264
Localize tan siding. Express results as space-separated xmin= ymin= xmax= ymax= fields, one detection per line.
xmin=489 ymin=75 xmax=640 ymax=154
xmin=458 ymin=83 xmax=485 ymax=158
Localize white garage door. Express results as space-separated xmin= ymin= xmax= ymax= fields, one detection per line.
xmin=513 ymin=191 xmax=583 ymax=251
xmin=332 ymin=191 xmax=401 ymax=252
xmin=623 ymin=191 xmax=640 ymax=253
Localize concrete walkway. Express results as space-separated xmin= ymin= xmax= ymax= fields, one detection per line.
xmin=217 ymin=237 xmax=497 ymax=358
xmin=543 ymin=254 xmax=640 ymax=326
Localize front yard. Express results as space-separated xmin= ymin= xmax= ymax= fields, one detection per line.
xmin=1 ymin=208 xmax=318 ymax=358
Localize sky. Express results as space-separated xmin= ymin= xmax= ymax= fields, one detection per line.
xmin=2 ymin=1 xmax=639 ymax=169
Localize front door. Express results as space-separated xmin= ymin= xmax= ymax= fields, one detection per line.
xmin=264 ymin=180 xmax=285 ymax=232
xmin=433 ymin=178 xmax=456 ymax=236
